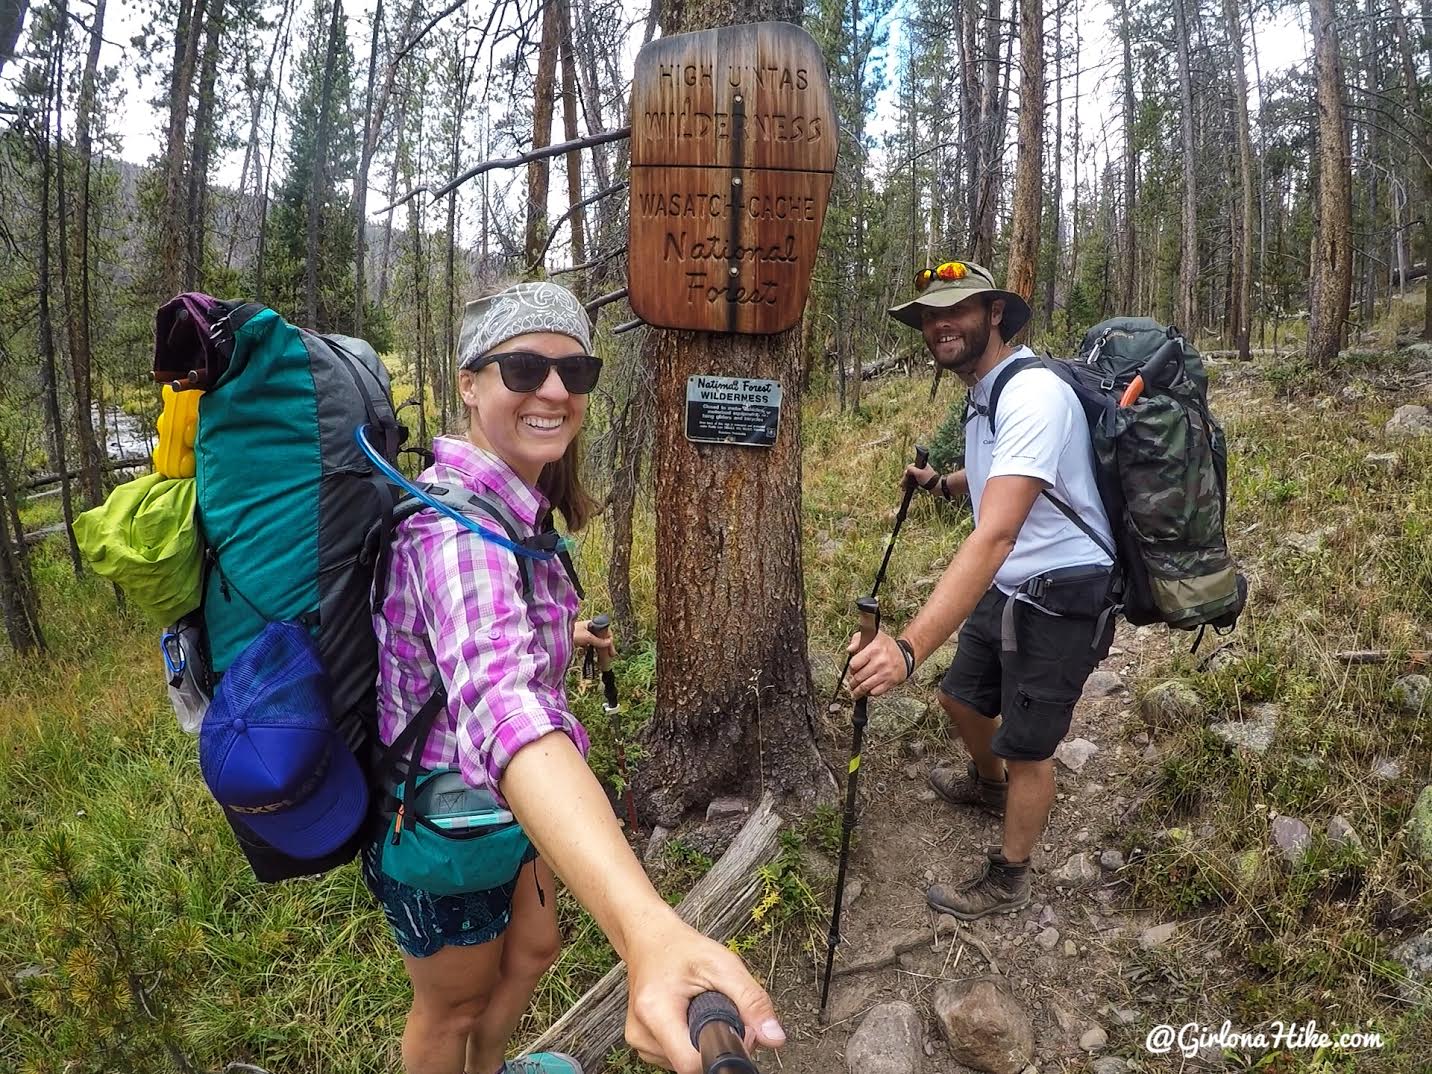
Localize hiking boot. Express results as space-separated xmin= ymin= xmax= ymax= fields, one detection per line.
xmin=926 ymin=851 xmax=1032 ymax=920
xmin=928 ymin=760 xmax=1007 ymax=816
xmin=499 ymin=1054 xmax=584 ymax=1074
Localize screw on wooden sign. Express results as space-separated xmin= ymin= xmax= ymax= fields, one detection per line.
xmin=628 ymin=23 xmax=838 ymax=334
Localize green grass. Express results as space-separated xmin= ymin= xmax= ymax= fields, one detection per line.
xmin=1118 ymin=351 xmax=1432 ymax=1072
xmin=5 ymin=356 xmax=1432 ymax=1070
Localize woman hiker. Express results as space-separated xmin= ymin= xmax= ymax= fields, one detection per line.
xmin=364 ymin=280 xmax=784 ymax=1074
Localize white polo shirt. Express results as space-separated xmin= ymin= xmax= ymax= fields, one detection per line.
xmin=964 ymin=347 xmax=1114 ymax=594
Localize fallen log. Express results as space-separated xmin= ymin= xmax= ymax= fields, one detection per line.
xmin=21 ymin=455 xmax=149 ymax=493
xmin=1200 ymin=349 xmax=1288 ymax=359
xmin=847 ymin=347 xmax=921 ymax=382
xmin=21 ymin=523 xmax=68 ymax=547
xmin=1334 ymin=650 xmax=1430 ymax=669
xmin=1391 ymin=262 xmax=1427 ymax=287
xmin=521 ymin=795 xmax=783 ymax=1069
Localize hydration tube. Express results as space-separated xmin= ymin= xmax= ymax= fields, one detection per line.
xmin=354 ymin=424 xmax=557 ymax=562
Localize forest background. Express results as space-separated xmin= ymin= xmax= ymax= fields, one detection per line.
xmin=0 ymin=0 xmax=1428 ymax=627
xmin=0 ymin=0 xmax=1430 ymax=1069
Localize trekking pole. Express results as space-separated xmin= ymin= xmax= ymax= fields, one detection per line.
xmin=819 ymin=596 xmax=881 ymax=1019
xmin=587 ymin=614 xmax=639 ymax=831
xmin=871 ymin=444 xmax=928 ymax=599
xmin=1119 ymin=325 xmax=1182 ymax=406
xmin=827 ymin=445 xmax=927 ymax=709
xmin=687 ymin=991 xmax=760 ymax=1074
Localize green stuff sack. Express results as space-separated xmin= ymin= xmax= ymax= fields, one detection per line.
xmin=73 ymin=472 xmax=201 ymax=626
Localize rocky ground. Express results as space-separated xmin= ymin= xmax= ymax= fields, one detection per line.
xmin=747 ymin=625 xmax=1215 ymax=1074
xmin=730 ymin=343 xmax=1432 ymax=1074
xmin=625 ymin=343 xmax=1432 ymax=1074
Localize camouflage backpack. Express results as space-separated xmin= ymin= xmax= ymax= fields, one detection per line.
xmin=986 ymin=317 xmax=1246 ymax=636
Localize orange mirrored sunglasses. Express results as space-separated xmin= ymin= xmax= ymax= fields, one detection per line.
xmin=913 ymin=261 xmax=976 ymax=292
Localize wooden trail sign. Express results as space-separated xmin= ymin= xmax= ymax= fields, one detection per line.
xmin=628 ymin=22 xmax=838 ymax=334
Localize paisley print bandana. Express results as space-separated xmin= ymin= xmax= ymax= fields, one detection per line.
xmin=458 ymin=282 xmax=593 ymax=370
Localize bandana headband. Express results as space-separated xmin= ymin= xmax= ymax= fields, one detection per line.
xmin=457 ymin=282 xmax=593 ymax=369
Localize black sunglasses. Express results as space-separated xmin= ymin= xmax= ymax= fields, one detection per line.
xmin=466 ymin=351 xmax=603 ymax=394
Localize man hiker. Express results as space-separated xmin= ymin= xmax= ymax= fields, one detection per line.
xmin=845 ymin=260 xmax=1117 ymax=919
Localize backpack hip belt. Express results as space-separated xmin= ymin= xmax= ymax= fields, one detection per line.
xmin=1000 ymin=563 xmax=1120 ymax=656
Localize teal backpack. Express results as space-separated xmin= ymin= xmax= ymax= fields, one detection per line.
xmin=153 ymin=294 xmax=558 ymax=882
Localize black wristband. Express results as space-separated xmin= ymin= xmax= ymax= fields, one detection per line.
xmin=918 ymin=471 xmax=940 ymax=491
xmin=896 ymin=638 xmax=916 ymax=681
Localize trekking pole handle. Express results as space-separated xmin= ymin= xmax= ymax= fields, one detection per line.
xmin=589 ymin=613 xmax=613 ymax=672
xmin=687 ymin=992 xmax=759 ymax=1074
xmin=902 ymin=444 xmax=931 ymax=491
xmin=1119 ymin=331 xmax=1183 ymax=407
xmin=855 ymin=596 xmax=881 ymax=651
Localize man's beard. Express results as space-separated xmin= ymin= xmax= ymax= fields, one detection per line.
xmin=930 ymin=314 xmax=993 ymax=373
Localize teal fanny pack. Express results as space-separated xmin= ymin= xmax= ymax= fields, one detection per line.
xmin=380 ymin=768 xmax=531 ymax=896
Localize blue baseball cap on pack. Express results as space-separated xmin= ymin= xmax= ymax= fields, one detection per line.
xmin=199 ymin=621 xmax=368 ymax=860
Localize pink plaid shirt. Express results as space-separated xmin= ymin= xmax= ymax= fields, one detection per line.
xmin=374 ymin=436 xmax=589 ymax=803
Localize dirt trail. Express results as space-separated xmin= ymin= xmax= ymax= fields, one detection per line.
xmin=761 ymin=623 xmax=1196 ymax=1074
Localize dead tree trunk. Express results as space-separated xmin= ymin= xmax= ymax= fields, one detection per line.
xmin=1117 ymin=0 xmax=1137 ymax=309
xmin=959 ymin=0 xmax=978 ymax=250
xmin=307 ymin=0 xmax=345 ymax=330
xmin=1308 ymin=0 xmax=1353 ymax=366
xmin=355 ymin=0 xmax=387 ymax=335
xmin=635 ymin=0 xmax=826 ymax=826
xmin=37 ymin=59 xmax=83 ymax=577
xmin=1224 ymin=0 xmax=1253 ymax=356
xmin=1247 ymin=0 xmax=1270 ymax=345
xmin=376 ymin=88 xmax=413 ymax=307
xmin=1394 ymin=5 xmax=1432 ymax=339
xmin=1043 ymin=0 xmax=1062 ymax=324
xmin=255 ymin=7 xmax=296 ymax=302
xmin=1357 ymin=0 xmax=1381 ymax=330
xmin=51 ymin=8 xmax=96 ymax=512
xmin=971 ymin=0 xmax=1002 ymax=263
xmin=185 ymin=0 xmax=226 ymax=291
xmin=229 ymin=0 xmax=295 ymax=274
xmin=161 ymin=0 xmax=206 ymax=299
xmin=0 ymin=432 xmax=44 ymax=654
xmin=1173 ymin=0 xmax=1198 ymax=335
xmin=525 ymin=0 xmax=561 ymax=271
xmin=355 ymin=0 xmax=425 ymax=334
xmin=606 ymin=354 xmax=653 ymax=646
xmin=69 ymin=0 xmax=106 ymax=506
xmin=557 ymin=0 xmax=587 ymax=286
xmin=849 ymin=0 xmax=866 ymax=407
xmin=1004 ymin=0 xmax=1044 ymax=311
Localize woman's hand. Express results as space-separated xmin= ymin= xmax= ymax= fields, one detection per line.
xmin=624 ymin=914 xmax=785 ymax=1073
xmin=503 ymin=736 xmax=783 ymax=1072
xmin=574 ymin=618 xmax=617 ymax=662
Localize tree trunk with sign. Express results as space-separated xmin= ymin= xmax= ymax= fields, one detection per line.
xmin=631 ymin=9 xmax=831 ymax=824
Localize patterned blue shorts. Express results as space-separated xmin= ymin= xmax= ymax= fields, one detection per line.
xmin=361 ymin=836 xmax=540 ymax=958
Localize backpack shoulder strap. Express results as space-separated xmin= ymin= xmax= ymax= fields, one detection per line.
xmin=371 ymin=686 xmax=447 ymax=792
xmin=1039 ymin=489 xmax=1117 ymax=562
xmin=983 ymin=356 xmax=1120 ymax=564
xmin=395 ymin=485 xmax=538 ymax=597
xmin=984 ymin=355 xmax=1044 ymax=432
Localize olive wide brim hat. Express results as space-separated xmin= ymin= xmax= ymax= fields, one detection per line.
xmin=886 ymin=261 xmax=1033 ymax=340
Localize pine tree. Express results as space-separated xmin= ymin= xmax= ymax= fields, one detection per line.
xmin=265 ymin=0 xmax=359 ymax=330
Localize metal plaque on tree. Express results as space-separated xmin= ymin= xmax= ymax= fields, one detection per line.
xmin=684 ymin=375 xmax=782 ymax=447
xmin=628 ymin=22 xmax=838 ymax=334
